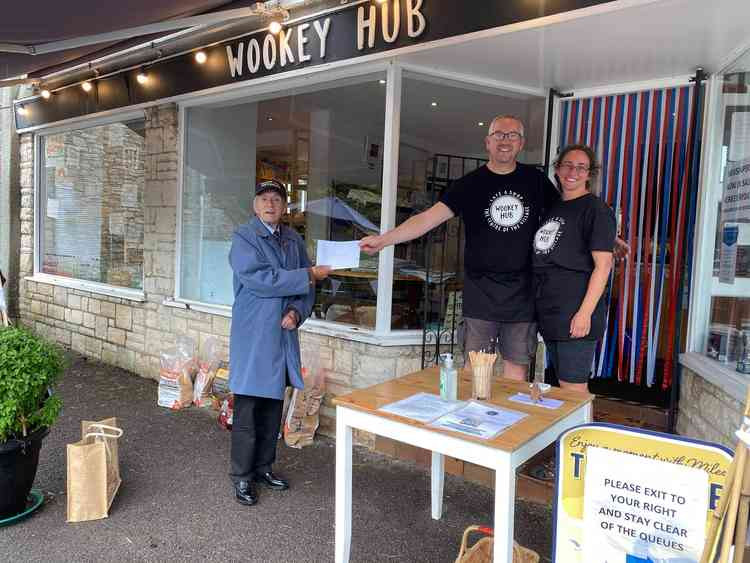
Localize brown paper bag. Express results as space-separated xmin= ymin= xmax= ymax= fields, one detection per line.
xmin=66 ymin=417 xmax=123 ymax=523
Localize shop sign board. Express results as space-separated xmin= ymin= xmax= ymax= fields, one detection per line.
xmin=16 ymin=0 xmax=616 ymax=128
xmin=555 ymin=423 xmax=732 ymax=563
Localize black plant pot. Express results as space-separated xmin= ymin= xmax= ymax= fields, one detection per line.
xmin=0 ymin=427 xmax=48 ymax=519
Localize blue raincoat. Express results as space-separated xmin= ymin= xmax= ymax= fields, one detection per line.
xmin=228 ymin=217 xmax=314 ymax=399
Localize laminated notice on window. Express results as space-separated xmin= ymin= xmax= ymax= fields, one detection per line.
xmin=47 ymin=198 xmax=59 ymax=219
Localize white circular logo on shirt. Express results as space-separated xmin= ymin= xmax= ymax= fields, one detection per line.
xmin=484 ymin=191 xmax=529 ymax=232
xmin=534 ymin=218 xmax=564 ymax=254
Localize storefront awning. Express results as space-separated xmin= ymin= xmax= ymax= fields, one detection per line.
xmin=0 ymin=0 xmax=256 ymax=81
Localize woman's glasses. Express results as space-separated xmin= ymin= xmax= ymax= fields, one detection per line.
xmin=558 ymin=163 xmax=590 ymax=174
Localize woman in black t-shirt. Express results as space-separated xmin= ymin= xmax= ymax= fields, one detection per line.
xmin=532 ymin=144 xmax=616 ymax=394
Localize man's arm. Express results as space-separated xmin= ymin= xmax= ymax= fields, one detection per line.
xmin=359 ymin=202 xmax=454 ymax=254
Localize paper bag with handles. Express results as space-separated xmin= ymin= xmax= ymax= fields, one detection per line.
xmin=66 ymin=417 xmax=123 ymax=522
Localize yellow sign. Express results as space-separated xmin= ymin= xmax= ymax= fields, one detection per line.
xmin=555 ymin=423 xmax=733 ymax=562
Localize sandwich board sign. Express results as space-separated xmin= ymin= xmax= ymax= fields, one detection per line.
xmin=554 ymin=423 xmax=732 ymax=562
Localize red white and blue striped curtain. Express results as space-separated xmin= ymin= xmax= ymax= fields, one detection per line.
xmin=557 ymin=85 xmax=703 ymax=389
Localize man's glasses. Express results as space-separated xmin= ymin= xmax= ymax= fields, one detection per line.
xmin=558 ymin=163 xmax=590 ymax=174
xmin=489 ymin=131 xmax=523 ymax=141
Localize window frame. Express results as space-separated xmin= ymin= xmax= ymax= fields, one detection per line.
xmin=682 ymin=66 xmax=750 ymax=402
xmin=30 ymin=110 xmax=148 ymax=302
xmin=173 ymin=59 xmax=547 ymax=344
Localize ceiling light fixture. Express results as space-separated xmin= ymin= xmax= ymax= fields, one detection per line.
xmin=269 ymin=21 xmax=282 ymax=34
xmin=379 ymin=79 xmax=386 ymax=84
xmin=82 ymin=81 xmax=92 ymax=92
xmin=478 ymin=121 xmax=484 ymax=126
xmin=267 ymin=115 xmax=274 ymax=121
xmin=195 ymin=51 xmax=207 ymax=64
xmin=41 ymin=89 xmax=51 ymax=99
xmin=136 ymin=70 xmax=148 ymax=85
xmin=430 ymin=101 xmax=438 ymax=107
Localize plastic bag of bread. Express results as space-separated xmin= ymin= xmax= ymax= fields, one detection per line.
xmin=194 ymin=337 xmax=220 ymax=407
xmin=157 ymin=336 xmax=196 ymax=410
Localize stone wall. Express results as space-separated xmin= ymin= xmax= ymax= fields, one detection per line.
xmin=299 ymin=332 xmax=424 ymax=441
xmin=676 ymin=367 xmax=743 ymax=449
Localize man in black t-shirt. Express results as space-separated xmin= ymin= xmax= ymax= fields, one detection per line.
xmin=360 ymin=115 xmax=559 ymax=381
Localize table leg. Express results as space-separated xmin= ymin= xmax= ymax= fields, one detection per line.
xmin=493 ymin=458 xmax=516 ymax=563
xmin=431 ymin=452 xmax=445 ymax=520
xmin=335 ymin=411 xmax=353 ymax=563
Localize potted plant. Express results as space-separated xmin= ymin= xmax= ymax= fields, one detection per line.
xmin=0 ymin=327 xmax=64 ymax=518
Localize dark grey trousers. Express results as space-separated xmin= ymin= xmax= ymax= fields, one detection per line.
xmin=230 ymin=394 xmax=283 ymax=483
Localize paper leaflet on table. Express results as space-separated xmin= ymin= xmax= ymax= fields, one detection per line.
xmin=430 ymin=401 xmax=527 ymax=439
xmin=315 ymin=240 xmax=360 ymax=270
xmin=508 ymin=393 xmax=564 ymax=409
xmin=378 ymin=392 xmax=463 ymax=423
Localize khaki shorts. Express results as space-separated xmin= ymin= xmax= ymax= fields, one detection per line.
xmin=463 ymin=317 xmax=537 ymax=365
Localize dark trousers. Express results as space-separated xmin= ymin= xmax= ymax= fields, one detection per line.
xmin=230 ymin=394 xmax=284 ymax=483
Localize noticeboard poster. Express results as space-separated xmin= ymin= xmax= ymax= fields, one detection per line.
xmin=555 ymin=423 xmax=732 ymax=562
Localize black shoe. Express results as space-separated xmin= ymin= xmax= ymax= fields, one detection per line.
xmin=234 ymin=480 xmax=258 ymax=505
xmin=254 ymin=471 xmax=289 ymax=491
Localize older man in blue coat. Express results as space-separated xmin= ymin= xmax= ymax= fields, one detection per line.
xmin=229 ymin=179 xmax=330 ymax=506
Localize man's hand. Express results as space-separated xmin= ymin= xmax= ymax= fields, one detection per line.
xmin=614 ymin=237 xmax=630 ymax=261
xmin=281 ymin=310 xmax=298 ymax=330
xmin=359 ymin=235 xmax=385 ymax=255
xmin=309 ymin=265 xmax=332 ymax=281
xmin=570 ymin=310 xmax=592 ymax=339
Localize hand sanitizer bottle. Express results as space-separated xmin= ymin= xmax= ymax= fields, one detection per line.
xmin=440 ymin=353 xmax=458 ymax=401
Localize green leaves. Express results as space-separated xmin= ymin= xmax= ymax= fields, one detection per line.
xmin=0 ymin=328 xmax=65 ymax=442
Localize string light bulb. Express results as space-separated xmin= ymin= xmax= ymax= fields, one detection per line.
xmin=82 ymin=81 xmax=92 ymax=92
xmin=269 ymin=21 xmax=282 ymax=34
xmin=41 ymin=89 xmax=51 ymax=99
xmin=195 ymin=51 xmax=207 ymax=64
xmin=136 ymin=70 xmax=148 ymax=85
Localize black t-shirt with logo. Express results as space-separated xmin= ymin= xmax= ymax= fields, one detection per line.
xmin=439 ymin=164 xmax=560 ymax=322
xmin=532 ymin=193 xmax=616 ymax=341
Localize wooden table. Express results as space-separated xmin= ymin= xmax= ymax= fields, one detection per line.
xmin=332 ymin=367 xmax=593 ymax=562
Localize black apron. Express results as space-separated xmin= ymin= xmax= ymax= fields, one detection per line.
xmin=534 ymin=267 xmax=606 ymax=341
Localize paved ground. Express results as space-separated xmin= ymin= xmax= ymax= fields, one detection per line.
xmin=2 ymin=353 xmax=553 ymax=562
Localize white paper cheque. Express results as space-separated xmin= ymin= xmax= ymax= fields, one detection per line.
xmin=316 ymin=240 xmax=360 ymax=270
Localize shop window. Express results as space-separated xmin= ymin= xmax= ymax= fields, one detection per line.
xmin=39 ymin=119 xmax=146 ymax=289
xmin=705 ymin=66 xmax=750 ymax=371
xmin=393 ymin=74 xmax=547 ymax=332
xmin=180 ymin=73 xmax=386 ymax=328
